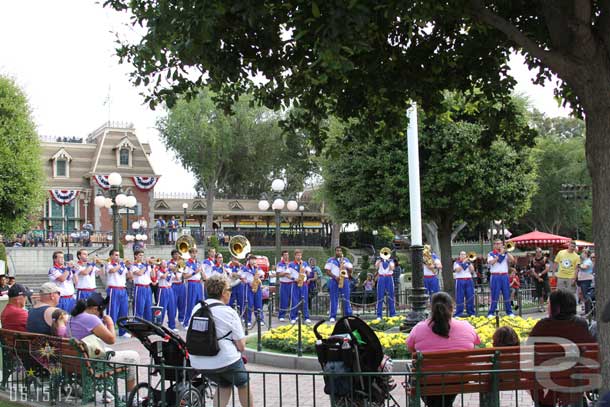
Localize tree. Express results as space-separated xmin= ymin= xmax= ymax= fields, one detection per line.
xmin=0 ymin=76 xmax=44 ymax=235
xmin=104 ymin=0 xmax=610 ymax=387
xmin=322 ymin=101 xmax=537 ymax=294
xmin=157 ymin=89 xmax=314 ymax=239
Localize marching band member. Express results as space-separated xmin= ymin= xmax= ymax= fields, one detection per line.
xmin=487 ymin=239 xmax=515 ymax=317
xmin=374 ymin=254 xmax=396 ymax=321
xmin=106 ymin=249 xmax=131 ymax=337
xmin=324 ymin=246 xmax=353 ymax=322
xmin=276 ymin=250 xmax=292 ymax=322
xmin=227 ymin=255 xmax=245 ymax=315
xmin=453 ymin=251 xmax=476 ymax=317
xmin=150 ymin=257 xmax=160 ymax=305
xmin=157 ymin=260 xmax=177 ymax=332
xmin=183 ymin=247 xmax=204 ymax=326
xmin=288 ymin=249 xmax=312 ymax=324
xmin=213 ymin=253 xmax=229 ymax=275
xmin=423 ymin=247 xmax=442 ymax=296
xmin=244 ymin=254 xmax=265 ymax=328
xmin=202 ymin=248 xmax=217 ymax=298
xmin=169 ymin=249 xmax=186 ymax=323
xmin=75 ymin=249 xmax=99 ymax=301
xmin=48 ymin=250 xmax=77 ymax=313
xmin=130 ymin=250 xmax=154 ymax=321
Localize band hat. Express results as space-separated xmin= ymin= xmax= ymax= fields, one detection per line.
xmin=39 ymin=282 xmax=60 ymax=294
xmin=8 ymin=284 xmax=32 ymax=298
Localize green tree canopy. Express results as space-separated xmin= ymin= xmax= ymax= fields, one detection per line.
xmin=157 ymin=89 xmax=314 ymax=235
xmin=105 ymin=0 xmax=610 ymax=386
xmin=0 ymin=76 xmax=44 ymax=235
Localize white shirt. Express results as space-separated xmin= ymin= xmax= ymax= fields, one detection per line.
xmin=189 ymin=299 xmax=245 ymax=370
xmin=131 ymin=263 xmax=152 ymax=285
xmin=106 ymin=262 xmax=128 ymax=287
xmin=423 ymin=254 xmax=441 ymax=276
xmin=158 ymin=269 xmax=173 ymax=288
xmin=49 ymin=265 xmax=75 ymax=296
xmin=277 ymin=261 xmax=291 ymax=283
xmin=453 ymin=261 xmax=472 ymax=279
xmin=487 ymin=251 xmax=509 ymax=274
xmin=377 ymin=260 xmax=394 ymax=276
xmin=186 ymin=259 xmax=202 ymax=282
xmin=75 ymin=261 xmax=97 ymax=290
xmin=203 ymin=258 xmax=215 ymax=279
xmin=324 ymin=257 xmax=353 ymax=278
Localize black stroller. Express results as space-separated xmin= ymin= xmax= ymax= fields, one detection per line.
xmin=314 ymin=316 xmax=398 ymax=407
xmin=117 ymin=317 xmax=216 ymax=407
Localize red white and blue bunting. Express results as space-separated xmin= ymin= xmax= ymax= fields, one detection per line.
xmin=93 ymin=175 xmax=110 ymax=190
xmin=49 ymin=190 xmax=79 ymax=205
xmin=132 ymin=176 xmax=159 ymax=191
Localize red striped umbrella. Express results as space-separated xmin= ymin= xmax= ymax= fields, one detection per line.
xmin=507 ymin=231 xmax=571 ymax=247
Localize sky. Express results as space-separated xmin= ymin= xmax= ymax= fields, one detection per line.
xmin=0 ymin=1 xmax=571 ymax=193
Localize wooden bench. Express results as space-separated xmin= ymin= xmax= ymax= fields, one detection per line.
xmin=407 ymin=343 xmax=599 ymax=407
xmin=0 ymin=329 xmax=128 ymax=403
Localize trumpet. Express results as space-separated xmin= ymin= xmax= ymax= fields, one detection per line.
xmin=176 ymin=258 xmax=186 ymax=270
xmin=338 ymin=256 xmax=347 ymax=289
xmin=95 ymin=257 xmax=109 ymax=266
xmin=148 ymin=257 xmax=162 ymax=265
xmin=467 ymin=252 xmax=478 ymax=262
xmin=379 ymin=247 xmax=392 ymax=261
xmin=505 ymin=241 xmax=516 ymax=252
xmin=423 ymin=245 xmax=435 ymax=268
xmin=124 ymin=259 xmax=132 ymax=267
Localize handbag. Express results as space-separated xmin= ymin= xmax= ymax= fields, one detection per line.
xmin=81 ymin=334 xmax=107 ymax=359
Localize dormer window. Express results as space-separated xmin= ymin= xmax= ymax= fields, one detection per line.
xmin=114 ymin=137 xmax=135 ymax=168
xmin=50 ymin=148 xmax=72 ymax=178
xmin=119 ymin=148 xmax=130 ymax=166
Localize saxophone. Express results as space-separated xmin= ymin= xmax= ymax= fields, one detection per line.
xmin=251 ymin=270 xmax=261 ymax=293
xmin=296 ymin=261 xmax=306 ymax=287
xmin=338 ymin=256 xmax=347 ymax=288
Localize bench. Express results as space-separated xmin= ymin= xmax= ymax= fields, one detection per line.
xmin=407 ymin=342 xmax=599 ymax=407
xmin=0 ymin=329 xmax=128 ymax=404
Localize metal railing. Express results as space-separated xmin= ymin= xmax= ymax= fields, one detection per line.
xmin=0 ymin=342 xmax=598 ymax=407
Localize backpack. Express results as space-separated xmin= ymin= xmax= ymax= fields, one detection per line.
xmin=186 ymin=301 xmax=232 ymax=356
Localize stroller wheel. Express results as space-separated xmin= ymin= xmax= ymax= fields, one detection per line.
xmin=176 ymin=386 xmax=203 ymax=407
xmin=127 ymin=382 xmax=155 ymax=407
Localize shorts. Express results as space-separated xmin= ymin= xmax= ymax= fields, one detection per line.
xmin=535 ymin=279 xmax=550 ymax=300
xmin=199 ymin=359 xmax=249 ymax=388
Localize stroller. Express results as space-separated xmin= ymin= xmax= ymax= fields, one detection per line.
xmin=117 ymin=317 xmax=215 ymax=407
xmin=314 ymin=316 xmax=398 ymax=407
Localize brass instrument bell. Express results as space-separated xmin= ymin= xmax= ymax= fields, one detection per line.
xmin=229 ymin=235 xmax=251 ymax=260
xmin=505 ymin=241 xmax=516 ymax=252
xmin=176 ymin=234 xmax=197 ymax=259
xmin=380 ymin=247 xmax=392 ymax=260
xmin=467 ymin=252 xmax=478 ymax=262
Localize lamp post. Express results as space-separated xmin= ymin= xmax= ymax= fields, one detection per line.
xmin=258 ymin=179 xmax=299 ymax=263
xmin=560 ymin=184 xmax=591 ymax=239
xmin=94 ymin=172 xmax=138 ymax=252
xmin=182 ymin=202 xmax=188 ymax=229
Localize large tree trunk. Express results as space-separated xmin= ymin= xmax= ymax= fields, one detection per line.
xmin=331 ymin=222 xmax=341 ymax=249
xmin=438 ymin=220 xmax=454 ymax=297
xmin=423 ymin=222 xmax=440 ymax=254
xmin=585 ymin=109 xmax=610 ymax=394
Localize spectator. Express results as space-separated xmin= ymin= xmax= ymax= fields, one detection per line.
xmin=492 ymin=326 xmax=520 ymax=347
xmin=509 ymin=268 xmax=520 ymax=310
xmin=67 ymin=292 xmax=140 ymax=393
xmin=7 ymin=276 xmax=15 ymax=288
xmin=407 ymin=292 xmax=480 ymax=407
xmin=32 ymin=225 xmax=45 ymax=247
xmin=189 ymin=274 xmax=253 ymax=407
xmin=26 ymin=282 xmax=61 ymax=335
xmin=156 ymin=216 xmax=167 ymax=245
xmin=527 ymin=289 xmax=595 ymax=407
xmin=529 ymin=247 xmax=551 ymax=312
xmin=70 ymin=228 xmax=81 ymax=245
xmin=307 ymin=257 xmax=321 ymax=309
xmin=552 ymin=241 xmax=580 ymax=295
xmin=577 ymin=249 xmax=594 ymax=315
xmin=80 ymin=226 xmax=91 ymax=247
xmin=51 ymin=309 xmax=68 ymax=337
xmin=0 ymin=275 xmax=9 ymax=296
xmin=363 ymin=273 xmax=375 ymax=304
xmin=1 ymin=284 xmax=31 ymax=331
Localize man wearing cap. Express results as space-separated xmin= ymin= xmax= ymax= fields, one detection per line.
xmin=48 ymin=250 xmax=77 ymax=313
xmin=1 ymin=284 xmax=31 ymax=331
xmin=26 ymin=282 xmax=60 ymax=335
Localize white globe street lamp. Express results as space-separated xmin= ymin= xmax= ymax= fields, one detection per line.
xmin=286 ymin=200 xmax=298 ymax=212
xmin=258 ymin=200 xmax=270 ymax=211
xmin=108 ymin=172 xmax=122 ymax=187
xmin=271 ymin=179 xmax=285 ymax=193
xmin=272 ymin=198 xmax=285 ymax=211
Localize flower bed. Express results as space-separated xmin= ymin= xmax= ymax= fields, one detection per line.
xmin=260 ymin=315 xmax=539 ymax=360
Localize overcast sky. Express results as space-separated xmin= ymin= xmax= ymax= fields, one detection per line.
xmin=0 ymin=1 xmax=571 ymax=193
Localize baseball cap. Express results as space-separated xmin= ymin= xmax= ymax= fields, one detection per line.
xmin=39 ymin=282 xmax=60 ymax=294
xmin=86 ymin=292 xmax=106 ymax=308
xmin=8 ymin=284 xmax=32 ymax=298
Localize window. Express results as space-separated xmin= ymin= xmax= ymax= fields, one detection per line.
xmin=56 ymin=159 xmax=67 ymax=177
xmin=119 ymin=148 xmax=130 ymax=166
xmin=46 ymin=199 xmax=78 ymax=233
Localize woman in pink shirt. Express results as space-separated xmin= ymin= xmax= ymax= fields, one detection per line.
xmin=406 ymin=292 xmax=481 ymax=407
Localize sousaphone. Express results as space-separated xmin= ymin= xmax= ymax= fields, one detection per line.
xmin=176 ymin=234 xmax=197 ymax=259
xmin=229 ymin=235 xmax=251 ymax=260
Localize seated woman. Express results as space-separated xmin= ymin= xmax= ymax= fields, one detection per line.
xmin=406 ymin=292 xmax=481 ymax=407
xmin=527 ymin=289 xmax=595 ymax=407
xmin=66 ymin=292 xmax=139 ymax=394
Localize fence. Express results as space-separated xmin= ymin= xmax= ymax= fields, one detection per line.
xmin=0 ymin=342 xmax=598 ymax=407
